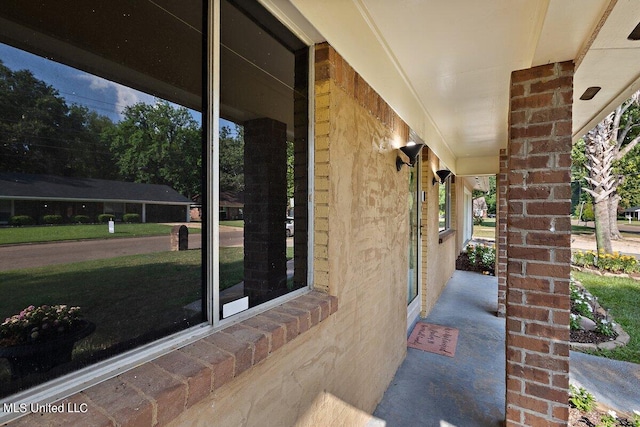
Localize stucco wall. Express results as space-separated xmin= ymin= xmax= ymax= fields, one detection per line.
xmin=420 ymin=153 xmax=457 ymax=317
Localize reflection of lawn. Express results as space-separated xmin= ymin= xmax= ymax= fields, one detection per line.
xmin=220 ymin=220 xmax=244 ymax=228
xmin=1 ymin=250 xmax=204 ymax=350
xmin=0 ymin=245 xmax=292 ymax=394
xmin=0 ymin=223 xmax=201 ymax=245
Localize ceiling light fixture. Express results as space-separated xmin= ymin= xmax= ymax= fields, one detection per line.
xmin=580 ymin=86 xmax=601 ymax=101
xmin=628 ymin=22 xmax=640 ymax=40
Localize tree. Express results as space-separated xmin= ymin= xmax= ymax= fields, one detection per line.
xmin=0 ymin=59 xmax=116 ymax=178
xmin=581 ymin=91 xmax=640 ymax=253
xmin=219 ymin=125 xmax=244 ymax=194
xmin=109 ymin=101 xmax=202 ymax=198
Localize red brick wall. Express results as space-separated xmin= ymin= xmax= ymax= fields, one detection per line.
xmin=505 ymin=61 xmax=573 ymax=426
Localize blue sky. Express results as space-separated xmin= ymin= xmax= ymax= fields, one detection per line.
xmin=0 ymin=42 xmax=199 ymax=124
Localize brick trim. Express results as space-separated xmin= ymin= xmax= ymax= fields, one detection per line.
xmin=6 ymin=292 xmax=338 ymax=427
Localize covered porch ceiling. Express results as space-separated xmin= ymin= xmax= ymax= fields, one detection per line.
xmin=270 ymin=0 xmax=640 ymax=177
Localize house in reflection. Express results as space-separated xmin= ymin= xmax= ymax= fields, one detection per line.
xmin=0 ymin=172 xmax=192 ymax=224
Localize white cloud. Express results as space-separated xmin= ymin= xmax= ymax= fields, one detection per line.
xmin=76 ymin=73 xmax=155 ymax=118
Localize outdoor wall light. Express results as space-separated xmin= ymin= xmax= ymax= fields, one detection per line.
xmin=432 ymin=169 xmax=452 ymax=186
xmin=396 ymin=141 xmax=425 ymax=171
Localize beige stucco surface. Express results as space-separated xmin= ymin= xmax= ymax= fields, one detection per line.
xmin=420 ymin=155 xmax=458 ymax=317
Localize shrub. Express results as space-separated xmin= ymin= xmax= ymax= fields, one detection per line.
xmin=473 ymin=214 xmax=484 ymax=226
xmin=71 ymin=215 xmax=91 ymax=224
xmin=572 ymin=250 xmax=639 ymax=274
xmin=596 ymin=251 xmax=639 ymax=274
xmin=570 ymin=313 xmax=581 ymax=331
xmin=466 ymin=244 xmax=496 ymax=273
xmin=0 ymin=304 xmax=84 ymax=346
xmin=569 ymin=384 xmax=596 ymax=412
xmin=42 ymin=214 xmax=63 ymax=224
xmin=97 ymin=214 xmax=115 ymax=223
xmin=580 ymin=201 xmax=595 ymax=221
xmin=123 ymin=213 xmax=141 ymax=223
xmin=9 ymin=215 xmax=35 ymax=226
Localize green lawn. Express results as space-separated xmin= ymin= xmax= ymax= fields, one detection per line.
xmin=0 ymin=244 xmax=292 ymax=352
xmin=220 ymin=220 xmax=244 ymax=228
xmin=572 ymin=270 xmax=640 ymax=364
xmin=1 ymin=250 xmax=202 ymax=346
xmin=472 ymin=218 xmax=496 ymax=239
xmin=0 ymin=223 xmax=201 ymax=245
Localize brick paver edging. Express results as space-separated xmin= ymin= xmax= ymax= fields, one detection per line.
xmin=7 ymin=291 xmax=338 ymax=427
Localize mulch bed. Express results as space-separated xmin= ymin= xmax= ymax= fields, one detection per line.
xmin=455 ymin=252 xmax=494 ymax=275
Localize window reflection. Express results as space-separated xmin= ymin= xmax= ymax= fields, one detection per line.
xmin=0 ymin=0 xmax=204 ymax=397
xmin=218 ymin=0 xmax=308 ymax=318
xmin=439 ymin=177 xmax=451 ymax=232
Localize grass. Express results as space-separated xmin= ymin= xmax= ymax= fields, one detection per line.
xmin=472 ymin=218 xmax=496 ymax=239
xmin=0 ymin=223 xmax=200 ymax=245
xmin=220 ymin=220 xmax=244 ymax=228
xmin=572 ymin=270 xmax=640 ymax=364
xmin=571 ymin=224 xmax=596 ymax=235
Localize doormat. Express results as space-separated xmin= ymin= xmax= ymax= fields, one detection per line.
xmin=407 ymin=322 xmax=459 ymax=357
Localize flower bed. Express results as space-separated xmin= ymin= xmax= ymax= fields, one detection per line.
xmin=573 ymin=250 xmax=640 ymax=274
xmin=455 ymin=243 xmax=495 ymax=275
xmin=570 ymin=277 xmax=629 ymax=351
xmin=569 ymin=385 xmax=640 ymax=427
xmin=0 ymin=304 xmax=85 ymax=346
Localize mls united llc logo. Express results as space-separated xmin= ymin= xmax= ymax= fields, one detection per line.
xmin=3 ymin=402 xmax=88 ymax=414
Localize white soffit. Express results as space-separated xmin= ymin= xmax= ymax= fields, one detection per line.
xmin=288 ymin=0 xmax=632 ymax=174
xmin=573 ymin=0 xmax=640 ymax=141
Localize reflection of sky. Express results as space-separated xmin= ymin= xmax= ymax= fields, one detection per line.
xmin=0 ymin=43 xmax=200 ymax=124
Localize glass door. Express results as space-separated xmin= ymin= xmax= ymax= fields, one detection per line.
xmin=407 ymin=160 xmax=420 ymax=305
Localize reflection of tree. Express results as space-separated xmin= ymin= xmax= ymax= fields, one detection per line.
xmin=0 ymin=60 xmax=115 ymax=177
xmin=108 ymin=101 xmax=202 ymax=198
xmin=219 ymin=125 xmax=244 ymax=194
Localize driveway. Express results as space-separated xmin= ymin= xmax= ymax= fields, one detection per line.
xmin=0 ymin=234 xmax=203 ymax=271
xmin=0 ymin=226 xmax=291 ymax=271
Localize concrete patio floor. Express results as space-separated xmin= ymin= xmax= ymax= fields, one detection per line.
xmin=374 ymin=270 xmax=505 ymax=426
xmin=373 ymin=269 xmax=640 ymax=426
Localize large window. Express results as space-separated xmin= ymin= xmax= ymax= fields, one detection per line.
xmin=0 ymin=0 xmax=309 ymax=401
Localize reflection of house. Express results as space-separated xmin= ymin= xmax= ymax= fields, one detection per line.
xmin=473 ymin=196 xmax=488 ymax=218
xmin=219 ymin=191 xmax=244 ymax=220
xmin=0 ymin=172 xmax=192 ymax=224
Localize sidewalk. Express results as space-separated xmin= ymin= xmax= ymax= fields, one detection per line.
xmin=373 ymin=270 xmax=640 ymax=426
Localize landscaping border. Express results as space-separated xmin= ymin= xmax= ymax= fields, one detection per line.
xmin=569 ymin=269 xmax=630 ymax=351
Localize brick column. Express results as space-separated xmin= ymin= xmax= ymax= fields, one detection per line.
xmin=243 ymin=118 xmax=288 ymax=304
xmin=497 ymin=149 xmax=508 ymax=317
xmin=505 ymin=61 xmax=573 ymax=426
